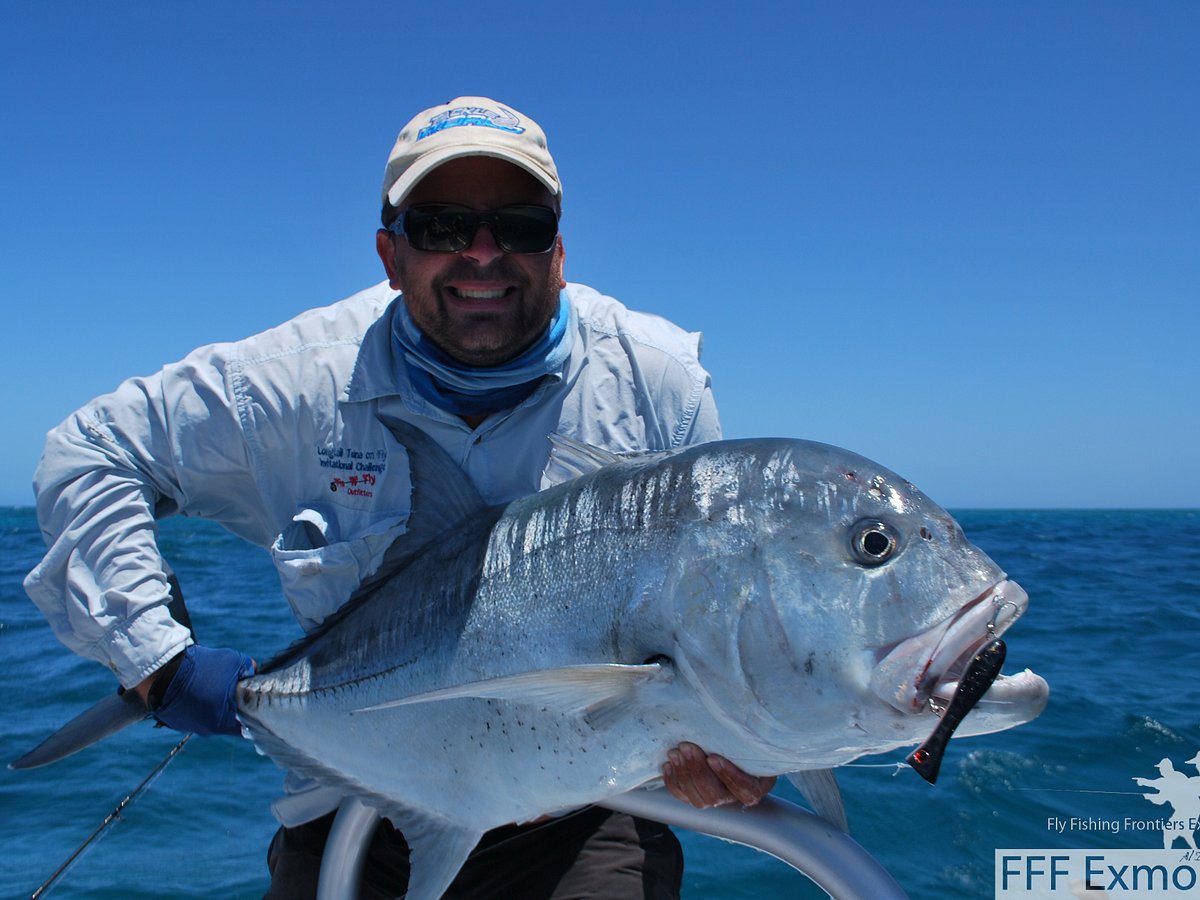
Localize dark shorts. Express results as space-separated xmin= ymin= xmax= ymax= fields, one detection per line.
xmin=264 ymin=805 xmax=683 ymax=900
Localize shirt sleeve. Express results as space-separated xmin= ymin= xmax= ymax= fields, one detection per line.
xmin=683 ymin=380 xmax=722 ymax=445
xmin=663 ymin=329 xmax=722 ymax=448
xmin=23 ymin=346 xmax=270 ymax=688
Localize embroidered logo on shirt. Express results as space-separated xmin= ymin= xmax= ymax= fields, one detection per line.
xmin=330 ymin=473 xmax=376 ymax=496
xmin=317 ymin=445 xmax=387 ymax=498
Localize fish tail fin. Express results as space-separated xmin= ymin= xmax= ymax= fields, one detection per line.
xmin=9 ymin=690 xmax=148 ymax=769
xmin=13 ymin=572 xmax=194 ymax=770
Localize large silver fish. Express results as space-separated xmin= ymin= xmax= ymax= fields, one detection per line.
xmin=232 ymin=424 xmax=1048 ymax=899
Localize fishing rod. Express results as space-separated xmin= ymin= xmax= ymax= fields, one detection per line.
xmin=30 ymin=734 xmax=192 ymax=899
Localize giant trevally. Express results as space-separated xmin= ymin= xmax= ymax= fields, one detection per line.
xmin=224 ymin=422 xmax=1048 ymax=899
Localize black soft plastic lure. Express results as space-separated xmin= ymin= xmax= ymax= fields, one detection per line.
xmin=907 ymin=638 xmax=1007 ymax=784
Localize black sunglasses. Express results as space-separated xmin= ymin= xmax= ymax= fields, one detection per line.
xmin=389 ymin=204 xmax=559 ymax=254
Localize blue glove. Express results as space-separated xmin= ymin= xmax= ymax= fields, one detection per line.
xmin=153 ymin=645 xmax=256 ymax=736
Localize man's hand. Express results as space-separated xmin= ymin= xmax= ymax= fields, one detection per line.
xmin=662 ymin=742 xmax=776 ymax=808
xmin=141 ymin=645 xmax=256 ymax=737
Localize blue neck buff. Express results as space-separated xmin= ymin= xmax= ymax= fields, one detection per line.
xmin=391 ymin=292 xmax=575 ymax=417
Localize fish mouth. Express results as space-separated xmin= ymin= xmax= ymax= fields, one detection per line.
xmin=870 ymin=579 xmax=1029 ymax=715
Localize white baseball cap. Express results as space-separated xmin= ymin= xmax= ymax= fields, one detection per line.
xmin=381 ymin=97 xmax=561 ymax=212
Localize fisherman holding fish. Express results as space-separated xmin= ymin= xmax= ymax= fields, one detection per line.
xmin=24 ymin=97 xmax=774 ymax=898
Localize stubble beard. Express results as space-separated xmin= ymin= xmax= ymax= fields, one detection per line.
xmin=402 ymin=257 xmax=561 ymax=367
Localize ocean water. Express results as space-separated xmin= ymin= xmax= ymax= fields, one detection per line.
xmin=2 ymin=507 xmax=1198 ymax=899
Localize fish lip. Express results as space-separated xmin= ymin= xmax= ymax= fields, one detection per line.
xmin=934 ymin=667 xmax=1047 ymax=707
xmin=942 ymin=667 xmax=1051 ymax=735
xmin=870 ymin=579 xmax=1029 ymax=714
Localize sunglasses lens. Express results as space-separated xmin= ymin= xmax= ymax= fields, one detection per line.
xmin=402 ymin=206 xmax=473 ymax=252
xmin=400 ymin=205 xmax=558 ymax=254
xmin=491 ymin=207 xmax=559 ymax=254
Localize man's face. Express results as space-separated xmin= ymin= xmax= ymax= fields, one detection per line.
xmin=376 ymin=156 xmax=566 ymax=367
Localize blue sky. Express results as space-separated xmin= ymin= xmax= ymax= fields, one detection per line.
xmin=2 ymin=2 xmax=1196 ymax=508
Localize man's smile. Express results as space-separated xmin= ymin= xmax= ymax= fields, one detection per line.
xmin=453 ymin=288 xmax=509 ymax=299
xmin=444 ymin=281 xmax=519 ymax=312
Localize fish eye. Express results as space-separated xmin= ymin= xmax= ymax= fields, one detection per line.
xmin=850 ymin=519 xmax=900 ymax=566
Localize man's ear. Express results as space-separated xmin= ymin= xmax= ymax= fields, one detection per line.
xmin=376 ymin=230 xmax=403 ymax=290
xmin=555 ymin=235 xmax=566 ymax=289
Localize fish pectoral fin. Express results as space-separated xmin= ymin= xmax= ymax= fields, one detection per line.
xmin=352 ymin=662 xmax=672 ymax=718
xmin=786 ymin=769 xmax=848 ymax=833
xmin=382 ymin=808 xmax=482 ymax=900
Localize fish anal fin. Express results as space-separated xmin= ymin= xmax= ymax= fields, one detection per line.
xmin=352 ymin=662 xmax=672 ymax=720
xmin=787 ymin=768 xmax=848 ymax=832
xmin=384 ymin=810 xmax=481 ymax=900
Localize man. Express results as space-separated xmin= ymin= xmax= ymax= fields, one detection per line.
xmin=25 ymin=97 xmax=774 ymax=898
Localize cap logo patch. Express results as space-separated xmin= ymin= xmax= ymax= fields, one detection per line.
xmin=417 ymin=105 xmax=524 ymax=141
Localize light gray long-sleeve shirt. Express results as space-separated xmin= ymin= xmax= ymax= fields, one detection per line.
xmin=25 ymin=280 xmax=721 ymax=689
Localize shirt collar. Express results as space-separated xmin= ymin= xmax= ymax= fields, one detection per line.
xmin=344 ymin=292 xmax=575 ymax=407
xmin=344 ymin=293 xmax=404 ymax=403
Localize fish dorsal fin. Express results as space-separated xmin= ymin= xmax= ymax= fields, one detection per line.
xmin=257 ymin=417 xmax=496 ymax=674
xmin=543 ymin=433 xmax=678 ymax=487
xmin=352 ymin=662 xmax=672 ymax=721
xmin=543 ymin=433 xmax=625 ymax=485
xmin=787 ymin=769 xmax=848 ymax=832
xmin=369 ymin=414 xmax=490 ymax=579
